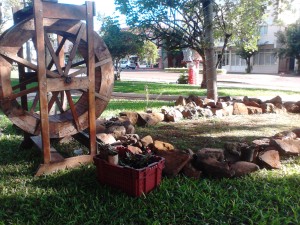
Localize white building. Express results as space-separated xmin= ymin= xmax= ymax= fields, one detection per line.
xmin=218 ymin=2 xmax=300 ymax=74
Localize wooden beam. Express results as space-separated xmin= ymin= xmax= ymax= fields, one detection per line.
xmin=34 ymin=0 xmax=51 ymax=164
xmin=31 ymin=136 xmax=64 ymax=163
xmin=86 ymin=1 xmax=97 ymax=156
xmin=47 ymin=77 xmax=89 ymax=92
xmin=42 ymin=2 xmax=88 ymax=20
xmin=35 ymin=155 xmax=93 ymax=176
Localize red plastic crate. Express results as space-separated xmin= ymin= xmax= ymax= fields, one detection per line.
xmin=93 ymin=155 xmax=165 ymax=197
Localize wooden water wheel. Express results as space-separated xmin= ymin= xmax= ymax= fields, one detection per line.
xmin=0 ymin=0 xmax=114 ymax=175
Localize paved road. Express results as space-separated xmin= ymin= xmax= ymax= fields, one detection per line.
xmin=119 ymin=69 xmax=300 ymax=92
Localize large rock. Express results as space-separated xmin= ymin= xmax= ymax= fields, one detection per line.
xmin=150 ymin=140 xmax=175 ymax=152
xmin=292 ymin=128 xmax=300 ymax=138
xmin=261 ymin=103 xmax=276 ymax=114
xmin=119 ymin=111 xmax=139 ymax=125
xmin=283 ymin=102 xmax=300 ymax=113
xmin=252 ymin=138 xmax=270 ymax=151
xmin=247 ymin=106 xmax=263 ymax=114
xmin=96 ymin=133 xmax=116 ymax=144
xmin=244 ymin=100 xmax=261 ymax=108
xmin=155 ymin=149 xmax=191 ymax=177
xmin=222 ymin=105 xmax=234 ymax=116
xmin=258 ymin=149 xmax=281 ymax=169
xmin=233 ymin=102 xmax=248 ymax=115
xmin=137 ymin=112 xmax=164 ymax=126
xmin=273 ymin=131 xmax=297 ymax=140
xmin=182 ymin=108 xmax=198 ymax=119
xmin=265 ymin=96 xmax=282 ymax=105
xmin=106 ymin=125 xmax=126 ymax=139
xmin=195 ymin=148 xmax=225 ymax=161
xmin=175 ymin=96 xmax=186 ymax=106
xmin=243 ymin=96 xmax=262 ymax=104
xmin=211 ymin=108 xmax=223 ymax=117
xmin=198 ymin=108 xmax=213 ymax=117
xmin=230 ymin=161 xmax=259 ymax=177
xmin=224 ymin=142 xmax=241 ymax=162
xmin=197 ymin=157 xmax=233 ymax=178
xmin=270 ymin=139 xmax=300 ymax=156
xmin=164 ymin=108 xmax=183 ymax=122
xmin=140 ymin=135 xmax=154 ymax=147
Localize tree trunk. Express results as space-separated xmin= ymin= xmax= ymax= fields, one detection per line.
xmin=297 ymin=57 xmax=300 ymax=74
xmin=203 ymin=0 xmax=217 ymax=101
xmin=201 ymin=54 xmax=207 ymax=89
xmin=246 ymin=57 xmax=251 ymax=73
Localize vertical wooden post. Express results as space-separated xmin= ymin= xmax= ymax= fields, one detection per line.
xmin=86 ymin=1 xmax=97 ymax=155
xmin=33 ymin=0 xmax=51 ymax=164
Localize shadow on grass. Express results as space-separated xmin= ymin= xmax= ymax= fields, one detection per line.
xmin=1 ymin=165 xmax=300 ymax=224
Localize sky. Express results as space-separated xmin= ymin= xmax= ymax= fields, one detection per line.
xmin=58 ymin=0 xmax=117 ymax=16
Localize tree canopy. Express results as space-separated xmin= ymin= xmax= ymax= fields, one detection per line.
xmin=138 ymin=40 xmax=159 ymax=65
xmin=276 ymin=20 xmax=300 ymax=73
xmin=100 ymin=16 xmax=143 ymax=68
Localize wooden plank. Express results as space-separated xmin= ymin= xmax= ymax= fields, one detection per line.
xmin=12 ymin=75 xmax=37 ymax=91
xmin=65 ymin=90 xmax=81 ymax=131
xmin=42 ymin=2 xmax=87 ymax=20
xmin=86 ymin=1 xmax=97 ymax=156
xmin=34 ymin=0 xmax=51 ymax=164
xmin=31 ymin=136 xmax=64 ymax=163
xmin=30 ymin=92 xmax=39 ymax=113
xmin=47 ymin=77 xmax=89 ymax=92
xmin=35 ymin=155 xmax=93 ymax=176
xmin=6 ymin=86 xmax=38 ymax=100
xmin=44 ymin=34 xmax=64 ymax=76
xmin=47 ymin=91 xmax=59 ymax=113
xmin=47 ymin=36 xmax=66 ymax=70
xmin=64 ymin=23 xmax=85 ymax=76
xmin=0 ymin=49 xmax=59 ymax=78
xmin=68 ymin=58 xmax=113 ymax=78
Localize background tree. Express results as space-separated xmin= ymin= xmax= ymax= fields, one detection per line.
xmin=0 ymin=0 xmax=31 ymax=34
xmin=276 ymin=20 xmax=300 ymax=73
xmin=114 ymin=0 xmax=217 ymax=99
xmin=138 ymin=40 xmax=159 ymax=66
xmin=100 ymin=16 xmax=143 ymax=69
xmin=114 ymin=0 xmax=269 ymax=100
xmin=235 ymin=36 xmax=259 ymax=73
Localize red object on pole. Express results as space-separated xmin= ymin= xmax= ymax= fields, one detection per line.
xmin=188 ymin=63 xmax=196 ymax=85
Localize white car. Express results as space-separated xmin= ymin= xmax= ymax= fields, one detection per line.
xmin=120 ymin=60 xmax=136 ymax=69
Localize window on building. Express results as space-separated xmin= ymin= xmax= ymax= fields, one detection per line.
xmin=231 ymin=53 xmax=246 ymax=66
xmin=260 ymin=25 xmax=268 ymax=36
xmin=254 ymin=49 xmax=276 ymax=65
xmin=215 ymin=51 xmax=229 ymax=67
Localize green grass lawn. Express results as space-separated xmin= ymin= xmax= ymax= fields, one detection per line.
xmin=1 ymin=81 xmax=300 ymax=224
xmin=1 ymin=110 xmax=300 ymax=224
xmin=114 ymin=80 xmax=300 ymax=97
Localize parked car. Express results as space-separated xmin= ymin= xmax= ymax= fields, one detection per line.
xmin=120 ymin=60 xmax=136 ymax=69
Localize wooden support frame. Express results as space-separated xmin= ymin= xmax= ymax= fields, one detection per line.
xmin=30 ymin=0 xmax=97 ymax=176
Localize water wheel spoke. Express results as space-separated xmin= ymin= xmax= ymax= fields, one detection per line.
xmin=12 ymin=75 xmax=37 ymax=91
xmin=64 ymin=23 xmax=85 ymax=76
xmin=47 ymin=91 xmax=60 ymax=113
xmin=44 ymin=34 xmax=64 ymax=76
xmin=30 ymin=92 xmax=40 ymax=113
xmin=55 ymin=92 xmax=65 ymax=113
xmin=47 ymin=36 xmax=67 ymax=70
xmin=10 ymin=86 xmax=38 ymax=100
xmin=65 ymin=90 xmax=81 ymax=131
xmin=68 ymin=58 xmax=113 ymax=78
xmin=0 ymin=49 xmax=59 ymax=78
